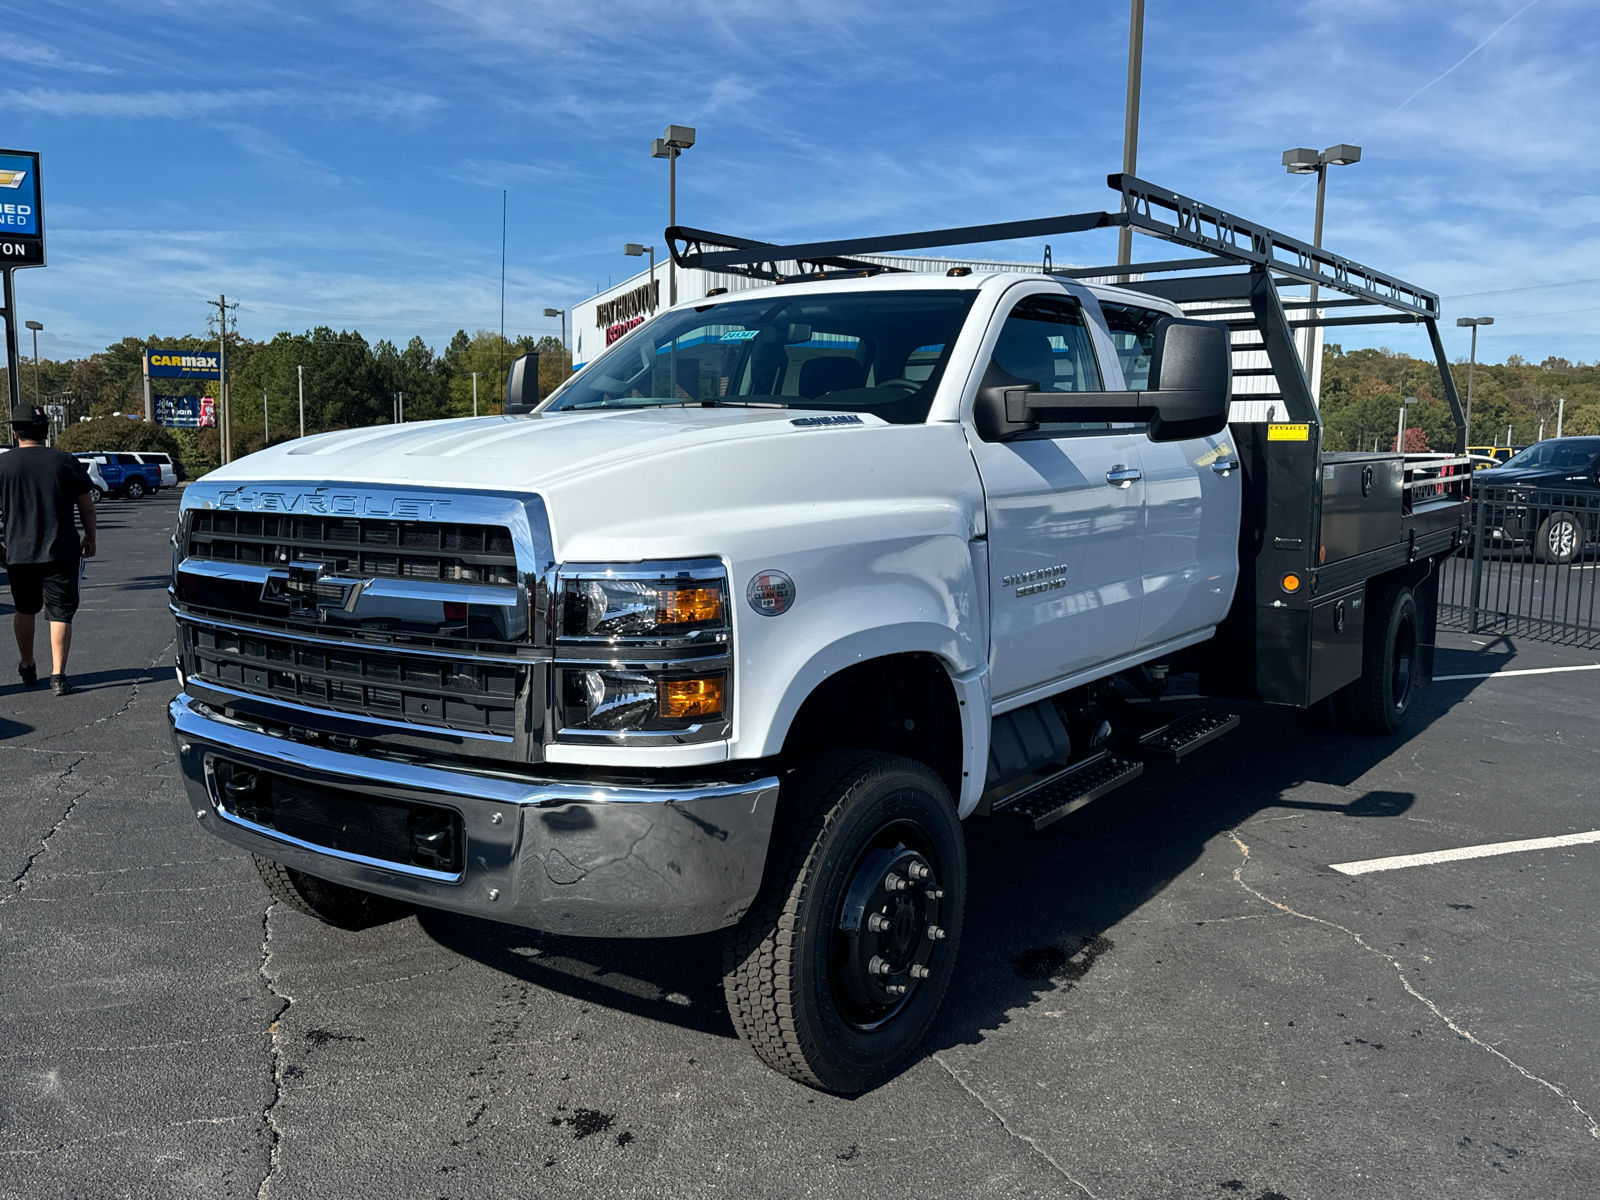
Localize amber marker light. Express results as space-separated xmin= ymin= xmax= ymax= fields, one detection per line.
xmin=658 ymin=585 xmax=725 ymax=626
xmin=1281 ymin=573 xmax=1302 ymax=594
xmin=659 ymin=676 xmax=725 ymax=720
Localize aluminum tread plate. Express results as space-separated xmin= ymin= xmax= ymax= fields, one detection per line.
xmin=993 ymin=754 xmax=1145 ymax=831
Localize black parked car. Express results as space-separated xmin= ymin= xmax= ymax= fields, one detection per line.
xmin=1474 ymin=436 xmax=1600 ymax=563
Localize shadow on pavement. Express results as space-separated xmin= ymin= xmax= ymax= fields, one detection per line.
xmin=414 ymin=671 xmax=1493 ymax=1075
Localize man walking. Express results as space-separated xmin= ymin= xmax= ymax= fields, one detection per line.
xmin=0 ymin=404 xmax=96 ymax=695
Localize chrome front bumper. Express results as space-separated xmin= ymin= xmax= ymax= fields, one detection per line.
xmin=169 ymin=694 xmax=779 ymax=938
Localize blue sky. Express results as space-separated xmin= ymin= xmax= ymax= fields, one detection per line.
xmin=3 ymin=0 xmax=1596 ymax=365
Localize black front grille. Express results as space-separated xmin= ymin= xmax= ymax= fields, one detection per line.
xmin=187 ymin=512 xmax=518 ymax=586
xmin=186 ymin=623 xmax=522 ymax=735
xmin=214 ymin=760 xmax=463 ymax=874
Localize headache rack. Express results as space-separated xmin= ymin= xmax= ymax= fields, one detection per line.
xmin=668 ymin=174 xmax=1471 ymax=709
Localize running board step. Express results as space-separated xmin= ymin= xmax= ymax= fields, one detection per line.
xmin=1130 ymin=710 xmax=1240 ymax=763
xmin=992 ymin=752 xmax=1144 ymax=832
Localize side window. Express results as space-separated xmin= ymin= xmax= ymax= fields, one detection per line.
xmin=991 ymin=295 xmax=1102 ymax=393
xmin=1099 ymin=302 xmax=1167 ymax=390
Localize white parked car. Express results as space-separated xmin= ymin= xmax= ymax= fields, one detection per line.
xmin=166 ymin=175 xmax=1471 ymax=1092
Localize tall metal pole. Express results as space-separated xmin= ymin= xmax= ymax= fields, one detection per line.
xmin=1304 ymin=162 xmax=1328 ymax=401
xmin=263 ymin=387 xmax=269 ymax=444
xmin=29 ymin=323 xmax=41 ymax=404
xmin=3 ymin=270 xmax=21 ymax=411
xmin=219 ymin=295 xmax=229 ymax=464
xmin=649 ymin=246 xmax=656 ymax=312
xmin=1557 ymin=396 xmax=1566 ymax=439
xmin=471 ymin=371 xmax=478 ymax=417
xmin=668 ymin=150 xmax=678 ymax=306
xmin=1465 ymin=323 xmax=1478 ymax=445
xmin=1115 ymin=0 xmax=1145 ymax=273
xmin=500 ymin=190 xmax=507 ymax=389
xmin=398 ymin=391 xmax=405 ymax=423
xmin=297 ymin=364 xmax=305 ymax=437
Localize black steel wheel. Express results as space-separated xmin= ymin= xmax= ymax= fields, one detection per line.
xmin=253 ymin=855 xmax=413 ymax=929
xmin=123 ymin=477 xmax=146 ymax=500
xmin=1345 ymin=584 xmax=1417 ymax=735
xmin=723 ymin=751 xmax=965 ymax=1093
xmin=1534 ymin=511 xmax=1581 ymax=564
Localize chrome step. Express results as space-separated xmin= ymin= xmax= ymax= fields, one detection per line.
xmin=991 ymin=752 xmax=1145 ymax=831
xmin=1130 ymin=710 xmax=1240 ymax=763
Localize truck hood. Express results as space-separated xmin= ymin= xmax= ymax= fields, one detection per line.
xmin=196 ymin=407 xmax=985 ymax=562
xmin=203 ymin=407 xmax=837 ymax=492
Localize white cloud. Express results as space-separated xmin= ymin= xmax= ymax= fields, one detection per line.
xmin=0 ymin=87 xmax=442 ymax=121
xmin=0 ymin=34 xmax=119 ymax=74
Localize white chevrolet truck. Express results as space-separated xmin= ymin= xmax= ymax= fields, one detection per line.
xmin=169 ymin=177 xmax=1470 ymax=1093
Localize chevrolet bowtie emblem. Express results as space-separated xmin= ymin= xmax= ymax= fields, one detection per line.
xmin=261 ymin=561 xmax=369 ymax=619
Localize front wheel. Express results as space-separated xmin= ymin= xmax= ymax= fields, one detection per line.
xmin=123 ymin=477 xmax=146 ymax=500
xmin=1534 ymin=511 xmax=1582 ymax=564
xmin=88 ymin=486 xmax=103 ymax=504
xmin=253 ymin=855 xmax=413 ymax=929
xmin=723 ymin=751 xmax=965 ymax=1094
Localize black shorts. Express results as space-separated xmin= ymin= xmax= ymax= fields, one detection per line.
xmin=7 ymin=561 xmax=81 ymax=622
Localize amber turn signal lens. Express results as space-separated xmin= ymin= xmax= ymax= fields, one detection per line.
xmin=658 ymin=676 xmax=724 ymax=720
xmin=657 ymin=585 xmax=724 ymax=625
xmin=1281 ymin=573 xmax=1301 ymax=593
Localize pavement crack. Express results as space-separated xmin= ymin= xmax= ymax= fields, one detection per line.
xmin=258 ymin=901 xmax=292 ymax=1199
xmin=1228 ymin=831 xmax=1600 ymax=1141
xmin=3 ymin=752 xmax=91 ymax=905
xmin=928 ymin=1050 xmax=1097 ymax=1197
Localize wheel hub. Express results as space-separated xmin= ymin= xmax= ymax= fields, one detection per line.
xmin=836 ymin=844 xmax=944 ymax=1014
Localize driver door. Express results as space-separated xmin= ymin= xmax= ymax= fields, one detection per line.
xmin=968 ymin=291 xmax=1147 ymax=704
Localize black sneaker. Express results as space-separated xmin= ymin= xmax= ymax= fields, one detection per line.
xmin=17 ymin=662 xmax=36 ymax=687
xmin=50 ymin=674 xmax=72 ymax=696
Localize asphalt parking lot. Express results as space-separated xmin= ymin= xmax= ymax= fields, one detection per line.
xmin=3 ymin=491 xmax=1598 ymax=1200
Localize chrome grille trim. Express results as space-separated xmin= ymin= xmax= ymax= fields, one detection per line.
xmin=171 ymin=608 xmax=538 ymax=665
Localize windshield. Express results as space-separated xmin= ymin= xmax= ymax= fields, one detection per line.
xmin=1499 ymin=439 xmax=1600 ymax=471
xmin=547 ymin=290 xmax=978 ymax=424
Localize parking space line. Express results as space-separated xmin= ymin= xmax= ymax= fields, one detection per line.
xmin=1433 ymin=663 xmax=1600 ymax=681
xmin=1331 ymin=830 xmax=1600 ymax=875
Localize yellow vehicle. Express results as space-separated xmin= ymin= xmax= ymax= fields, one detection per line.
xmin=1467 ymin=445 xmax=1524 ymax=470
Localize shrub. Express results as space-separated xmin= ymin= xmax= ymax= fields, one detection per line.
xmin=55 ymin=416 xmax=182 ymax=457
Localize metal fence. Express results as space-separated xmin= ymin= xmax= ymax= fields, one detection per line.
xmin=1439 ymin=483 xmax=1600 ymax=648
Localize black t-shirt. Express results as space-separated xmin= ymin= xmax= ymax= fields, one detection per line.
xmin=0 ymin=447 xmax=91 ymax=565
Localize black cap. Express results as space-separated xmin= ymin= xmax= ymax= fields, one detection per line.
xmin=9 ymin=403 xmax=46 ymax=426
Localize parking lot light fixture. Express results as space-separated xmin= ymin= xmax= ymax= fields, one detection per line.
xmin=1282 ymin=144 xmax=1361 ymax=402
xmin=543 ymin=307 xmax=568 ymax=368
xmin=24 ymin=319 xmax=42 ymax=404
xmin=625 ymin=243 xmax=658 ymax=314
xmin=652 ymin=126 xmax=695 ymax=305
xmin=1456 ymin=316 xmax=1493 ymax=443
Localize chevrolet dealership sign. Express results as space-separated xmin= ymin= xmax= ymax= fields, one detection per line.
xmin=0 ymin=149 xmax=44 ymax=267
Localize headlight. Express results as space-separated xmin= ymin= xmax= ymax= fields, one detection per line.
xmin=553 ymin=560 xmax=731 ymax=741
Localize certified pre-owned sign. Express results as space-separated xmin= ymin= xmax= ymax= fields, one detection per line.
xmin=0 ymin=149 xmax=44 ymax=267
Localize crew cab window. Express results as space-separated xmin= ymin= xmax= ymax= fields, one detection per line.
xmin=547 ymin=290 xmax=977 ymax=425
xmin=991 ymin=295 xmax=1101 ymax=392
xmin=1099 ymin=302 xmax=1166 ymax=390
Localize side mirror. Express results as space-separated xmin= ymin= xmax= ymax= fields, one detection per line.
xmin=972 ymin=317 xmax=1232 ymax=443
xmin=503 ymin=352 xmax=541 ymax=415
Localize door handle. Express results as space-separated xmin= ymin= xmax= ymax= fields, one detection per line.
xmin=1105 ymin=466 xmax=1142 ymax=488
xmin=1211 ymin=459 xmax=1240 ymax=476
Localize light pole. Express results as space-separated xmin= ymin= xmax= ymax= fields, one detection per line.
xmin=262 ymin=387 xmax=269 ymax=444
xmin=23 ymin=319 xmax=42 ymax=405
xmin=651 ymin=125 xmax=695 ymax=306
xmin=1397 ymin=395 xmax=1417 ymax=453
xmin=1557 ymin=396 xmax=1566 ymax=439
xmin=1283 ymin=143 xmax=1361 ymax=403
xmin=471 ymin=371 xmax=478 ymax=417
xmin=624 ymin=244 xmax=658 ymax=314
xmin=1455 ymin=316 xmax=1493 ymax=446
xmin=543 ymin=307 xmax=568 ymax=372
xmin=1115 ymin=0 xmax=1145 ymax=274
xmin=296 ymin=364 xmax=305 ymax=438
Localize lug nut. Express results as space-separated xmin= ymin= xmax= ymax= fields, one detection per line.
xmin=868 ymin=955 xmax=892 ymax=977
xmin=909 ymin=964 xmax=931 ymax=980
xmin=866 ymin=912 xmax=891 ymax=933
xmin=488 ymin=888 xmax=500 ymax=902
xmin=195 ymin=809 xmax=206 ymax=819
xmin=490 ymin=812 xmax=504 ymax=825
xmin=926 ymin=924 xmax=945 ymax=940
xmin=925 ymin=885 xmax=945 ymax=900
xmin=884 ymin=872 xmax=906 ymax=892
xmin=907 ymin=862 xmax=931 ymax=880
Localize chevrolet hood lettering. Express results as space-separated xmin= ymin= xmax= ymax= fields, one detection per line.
xmin=215 ymin=486 xmax=450 ymax=520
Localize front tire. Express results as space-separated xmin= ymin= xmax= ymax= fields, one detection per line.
xmin=253 ymin=855 xmax=413 ymax=929
xmin=88 ymin=486 xmax=103 ymax=504
xmin=1534 ymin=511 xmax=1581 ymax=564
xmin=723 ymin=751 xmax=965 ymax=1094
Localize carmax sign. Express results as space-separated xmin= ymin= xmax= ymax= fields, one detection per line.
xmin=146 ymin=349 xmax=223 ymax=379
